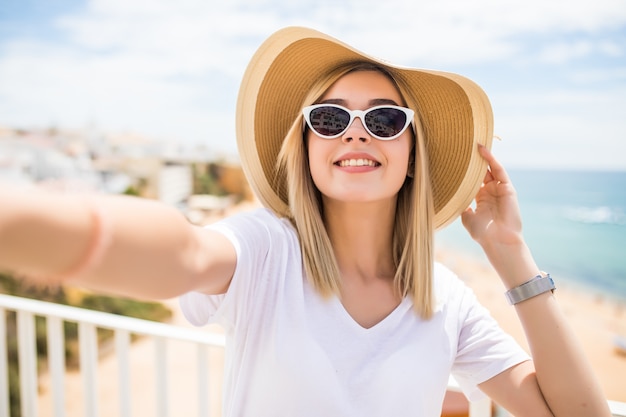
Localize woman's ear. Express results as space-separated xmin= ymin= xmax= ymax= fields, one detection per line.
xmin=407 ymin=149 xmax=415 ymax=178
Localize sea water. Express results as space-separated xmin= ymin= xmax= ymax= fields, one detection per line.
xmin=435 ymin=170 xmax=626 ymax=301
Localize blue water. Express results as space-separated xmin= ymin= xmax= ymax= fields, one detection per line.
xmin=435 ymin=170 xmax=626 ymax=301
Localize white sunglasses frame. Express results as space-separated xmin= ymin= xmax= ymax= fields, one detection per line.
xmin=302 ymin=104 xmax=415 ymax=141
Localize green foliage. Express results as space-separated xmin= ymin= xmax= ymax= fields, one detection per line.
xmin=0 ymin=275 xmax=68 ymax=303
xmin=192 ymin=163 xmax=228 ymax=196
xmin=0 ymin=273 xmax=172 ymax=417
xmin=123 ymin=185 xmax=141 ymax=196
xmin=80 ymin=293 xmax=171 ymax=322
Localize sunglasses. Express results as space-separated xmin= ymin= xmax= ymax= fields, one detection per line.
xmin=302 ymin=104 xmax=415 ymax=141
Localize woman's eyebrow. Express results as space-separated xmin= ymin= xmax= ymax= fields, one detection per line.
xmin=319 ymin=98 xmax=346 ymax=105
xmin=369 ymin=98 xmax=400 ymax=106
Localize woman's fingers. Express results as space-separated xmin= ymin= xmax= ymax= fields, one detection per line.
xmin=478 ymin=144 xmax=511 ymax=185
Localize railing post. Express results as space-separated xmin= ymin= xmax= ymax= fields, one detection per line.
xmin=155 ymin=337 xmax=169 ymax=417
xmin=47 ymin=315 xmax=66 ymax=417
xmin=79 ymin=322 xmax=99 ymax=417
xmin=197 ymin=344 xmax=209 ymax=417
xmin=0 ymin=308 xmax=9 ymax=417
xmin=115 ymin=329 xmax=132 ymax=417
xmin=17 ymin=310 xmax=38 ymax=417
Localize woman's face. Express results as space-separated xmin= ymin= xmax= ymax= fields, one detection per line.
xmin=307 ymin=70 xmax=413 ymax=206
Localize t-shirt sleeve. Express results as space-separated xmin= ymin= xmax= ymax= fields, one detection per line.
xmin=179 ymin=209 xmax=287 ymax=330
xmin=180 ymin=209 xmax=301 ymax=329
xmin=447 ymin=270 xmax=531 ymax=402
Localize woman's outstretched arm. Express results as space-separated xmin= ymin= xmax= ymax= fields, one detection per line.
xmin=0 ymin=183 xmax=236 ymax=299
xmin=461 ymin=145 xmax=611 ymax=417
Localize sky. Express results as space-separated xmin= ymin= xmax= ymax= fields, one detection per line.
xmin=0 ymin=0 xmax=625 ymax=170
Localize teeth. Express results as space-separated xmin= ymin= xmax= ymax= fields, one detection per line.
xmin=338 ymin=159 xmax=377 ymax=167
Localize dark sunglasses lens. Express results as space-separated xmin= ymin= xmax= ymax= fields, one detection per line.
xmin=309 ymin=106 xmax=350 ymax=137
xmin=364 ymin=108 xmax=407 ymax=138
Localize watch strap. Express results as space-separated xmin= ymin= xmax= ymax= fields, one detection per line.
xmin=505 ymin=274 xmax=555 ymax=305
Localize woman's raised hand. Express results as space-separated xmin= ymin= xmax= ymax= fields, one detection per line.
xmin=461 ymin=144 xmax=524 ymax=250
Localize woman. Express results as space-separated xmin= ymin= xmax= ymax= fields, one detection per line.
xmin=0 ymin=27 xmax=610 ymax=416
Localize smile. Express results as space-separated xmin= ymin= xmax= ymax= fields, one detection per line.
xmin=336 ymin=159 xmax=380 ymax=167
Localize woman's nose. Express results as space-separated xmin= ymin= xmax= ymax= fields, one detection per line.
xmin=341 ymin=117 xmax=371 ymax=143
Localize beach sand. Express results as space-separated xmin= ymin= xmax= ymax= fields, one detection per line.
xmin=36 ymin=207 xmax=626 ymax=415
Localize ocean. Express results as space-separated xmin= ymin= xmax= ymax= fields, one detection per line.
xmin=435 ymin=170 xmax=626 ymax=302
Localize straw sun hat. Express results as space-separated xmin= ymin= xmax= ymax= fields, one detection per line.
xmin=236 ymin=26 xmax=493 ymax=229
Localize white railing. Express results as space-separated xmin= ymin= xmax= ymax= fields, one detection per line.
xmin=0 ymin=293 xmax=225 ymax=417
xmin=1 ymin=293 xmax=624 ymax=417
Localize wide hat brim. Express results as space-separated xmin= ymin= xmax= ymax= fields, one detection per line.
xmin=236 ymin=26 xmax=493 ymax=230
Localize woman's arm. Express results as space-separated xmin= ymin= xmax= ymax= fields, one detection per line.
xmin=461 ymin=145 xmax=611 ymax=417
xmin=0 ymin=183 xmax=236 ymax=299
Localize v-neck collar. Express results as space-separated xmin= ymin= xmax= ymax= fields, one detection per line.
xmin=332 ymin=295 xmax=413 ymax=333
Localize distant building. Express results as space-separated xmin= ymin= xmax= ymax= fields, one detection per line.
xmin=0 ymin=136 xmax=100 ymax=190
xmin=0 ymin=126 xmax=253 ymax=223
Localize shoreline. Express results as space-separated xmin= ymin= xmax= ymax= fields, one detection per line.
xmin=436 ymin=226 xmax=626 ymax=307
xmin=435 ymin=245 xmax=626 ymax=402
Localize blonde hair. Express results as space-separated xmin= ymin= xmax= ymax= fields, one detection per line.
xmin=276 ymin=62 xmax=435 ymax=319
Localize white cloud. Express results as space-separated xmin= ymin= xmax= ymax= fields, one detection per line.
xmin=538 ymin=37 xmax=625 ymax=65
xmin=569 ymin=67 xmax=626 ymax=84
xmin=598 ymin=40 xmax=624 ymax=58
xmin=491 ymin=87 xmax=626 ymax=170
xmin=44 ymin=0 xmax=626 ymax=68
xmin=539 ymin=41 xmax=594 ymax=64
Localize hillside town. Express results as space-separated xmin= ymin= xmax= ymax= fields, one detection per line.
xmin=0 ymin=125 xmax=254 ymax=226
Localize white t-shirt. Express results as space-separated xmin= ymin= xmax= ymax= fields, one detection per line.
xmin=180 ymin=208 xmax=529 ymax=417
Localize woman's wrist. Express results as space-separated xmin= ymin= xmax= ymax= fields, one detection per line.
xmin=481 ymin=239 xmax=541 ymax=290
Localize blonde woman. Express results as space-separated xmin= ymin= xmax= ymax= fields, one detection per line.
xmin=0 ymin=27 xmax=610 ymax=416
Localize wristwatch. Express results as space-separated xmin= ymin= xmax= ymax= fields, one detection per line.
xmin=505 ymin=273 xmax=556 ymax=305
